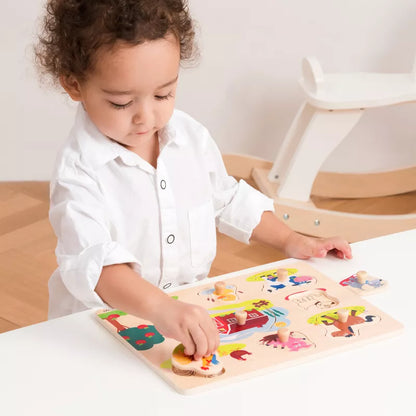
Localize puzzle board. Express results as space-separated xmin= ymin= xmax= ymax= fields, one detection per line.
xmin=96 ymin=261 xmax=403 ymax=394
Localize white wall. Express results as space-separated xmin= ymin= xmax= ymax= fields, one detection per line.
xmin=2 ymin=0 xmax=415 ymax=181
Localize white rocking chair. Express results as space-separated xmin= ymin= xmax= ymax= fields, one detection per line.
xmin=250 ymin=56 xmax=416 ymax=242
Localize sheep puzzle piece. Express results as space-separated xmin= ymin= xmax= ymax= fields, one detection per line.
xmin=96 ymin=262 xmax=402 ymax=394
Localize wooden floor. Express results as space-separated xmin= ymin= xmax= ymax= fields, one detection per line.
xmin=0 ymin=181 xmax=415 ymax=334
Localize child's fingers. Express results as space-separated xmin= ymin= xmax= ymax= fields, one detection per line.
xmin=335 ymin=249 xmax=345 ymax=258
xmin=181 ymin=330 xmax=197 ymax=357
xmin=332 ymin=238 xmax=352 ymax=259
xmin=342 ymin=243 xmax=353 ymax=259
xmin=325 ymin=237 xmax=352 ymax=259
xmin=204 ymin=318 xmax=220 ymax=355
xmin=188 ymin=324 xmax=208 ymax=360
xmin=311 ymin=241 xmax=329 ymax=257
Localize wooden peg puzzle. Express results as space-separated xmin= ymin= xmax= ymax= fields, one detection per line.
xmin=96 ymin=262 xmax=402 ymax=394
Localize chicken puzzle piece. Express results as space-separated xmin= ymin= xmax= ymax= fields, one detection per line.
xmin=171 ymin=344 xmax=225 ymax=377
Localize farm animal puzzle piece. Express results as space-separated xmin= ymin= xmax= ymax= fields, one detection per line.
xmin=198 ymin=281 xmax=239 ymax=303
xmin=171 ymin=344 xmax=225 ymax=377
xmin=95 ymin=261 xmax=403 ymax=395
xmin=246 ymin=267 xmax=316 ymax=293
xmin=340 ymin=270 xmax=388 ymax=295
xmin=260 ymin=330 xmax=315 ymax=352
xmin=307 ymin=306 xmax=380 ymax=338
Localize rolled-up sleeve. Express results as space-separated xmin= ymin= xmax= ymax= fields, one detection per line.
xmin=50 ymin=158 xmax=140 ymax=309
xmin=202 ymin=130 xmax=275 ymax=244
xmin=216 ymin=179 xmax=275 ymax=244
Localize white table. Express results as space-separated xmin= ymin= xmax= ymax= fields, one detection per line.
xmin=1 ymin=230 xmax=415 ymax=416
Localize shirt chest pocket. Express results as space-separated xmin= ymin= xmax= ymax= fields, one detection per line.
xmin=188 ymin=201 xmax=217 ymax=268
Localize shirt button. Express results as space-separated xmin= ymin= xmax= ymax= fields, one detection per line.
xmin=163 ymin=282 xmax=172 ymax=289
xmin=160 ymin=180 xmax=166 ymax=190
xmin=167 ymin=234 xmax=175 ymax=244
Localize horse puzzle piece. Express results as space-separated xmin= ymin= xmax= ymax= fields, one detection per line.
xmin=308 ymin=306 xmax=380 ymax=338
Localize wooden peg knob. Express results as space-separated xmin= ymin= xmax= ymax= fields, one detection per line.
xmin=235 ymin=310 xmax=247 ymax=326
xmin=356 ymin=271 xmax=368 ymax=284
xmin=277 ymin=327 xmax=290 ymax=343
xmin=337 ymin=308 xmax=349 ymax=323
xmin=276 ymin=268 xmax=289 ymax=282
xmin=214 ymin=281 xmax=226 ymax=295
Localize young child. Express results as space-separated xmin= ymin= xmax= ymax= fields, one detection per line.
xmin=36 ymin=0 xmax=351 ymax=360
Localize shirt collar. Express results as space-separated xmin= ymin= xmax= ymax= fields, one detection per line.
xmin=74 ymin=104 xmax=185 ymax=169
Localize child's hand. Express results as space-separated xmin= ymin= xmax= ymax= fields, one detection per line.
xmin=284 ymin=232 xmax=352 ymax=260
xmin=151 ymin=297 xmax=220 ymax=360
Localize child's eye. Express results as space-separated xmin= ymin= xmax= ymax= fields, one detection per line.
xmin=109 ymin=101 xmax=133 ymax=110
xmin=155 ymin=92 xmax=173 ymax=101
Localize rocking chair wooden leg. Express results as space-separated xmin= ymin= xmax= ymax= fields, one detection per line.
xmin=268 ymin=102 xmax=363 ymax=202
xmin=252 ymin=168 xmax=416 ymax=242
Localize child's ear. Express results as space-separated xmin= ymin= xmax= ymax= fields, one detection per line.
xmin=59 ymin=75 xmax=83 ymax=101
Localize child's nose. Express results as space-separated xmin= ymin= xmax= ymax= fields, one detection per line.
xmin=132 ymin=102 xmax=151 ymax=125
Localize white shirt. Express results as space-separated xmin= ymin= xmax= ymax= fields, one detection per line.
xmin=48 ymin=105 xmax=274 ymax=319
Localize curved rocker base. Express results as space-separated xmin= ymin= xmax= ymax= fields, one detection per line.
xmin=273 ymin=198 xmax=416 ymax=242
xmin=311 ymin=166 xmax=416 ymax=199
xmin=251 ymin=166 xmax=416 ymax=242
xmin=222 ymin=154 xmax=416 ymax=243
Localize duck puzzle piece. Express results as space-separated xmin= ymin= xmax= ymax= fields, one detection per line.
xmin=198 ymin=281 xmax=239 ymax=303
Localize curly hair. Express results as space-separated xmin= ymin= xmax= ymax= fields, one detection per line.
xmin=35 ymin=0 xmax=197 ymax=83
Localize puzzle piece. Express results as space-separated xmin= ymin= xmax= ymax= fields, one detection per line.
xmin=259 ymin=330 xmax=315 ymax=352
xmin=246 ymin=267 xmax=316 ymax=293
xmin=340 ymin=270 xmax=388 ymax=296
xmin=209 ymin=299 xmax=290 ymax=342
xmin=198 ymin=282 xmax=239 ymax=303
xmin=171 ymin=344 xmax=224 ymax=377
xmin=308 ymin=306 xmax=380 ymax=338
xmin=286 ymin=288 xmax=339 ymax=311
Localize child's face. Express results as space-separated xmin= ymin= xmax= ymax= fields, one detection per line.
xmin=62 ymin=34 xmax=180 ymax=149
